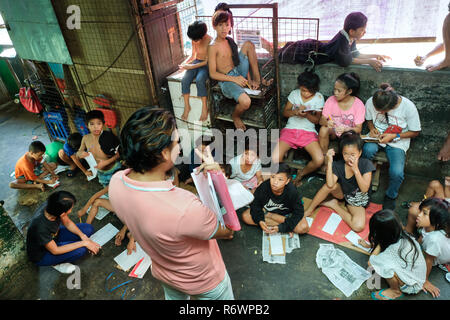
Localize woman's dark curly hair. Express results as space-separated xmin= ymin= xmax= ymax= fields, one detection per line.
xmin=119 ymin=106 xmax=177 ymax=174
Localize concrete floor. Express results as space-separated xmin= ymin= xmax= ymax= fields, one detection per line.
xmin=0 ymin=101 xmax=449 ymax=300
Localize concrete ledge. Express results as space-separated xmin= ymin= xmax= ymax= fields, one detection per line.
xmin=280 ymin=62 xmax=450 ymax=177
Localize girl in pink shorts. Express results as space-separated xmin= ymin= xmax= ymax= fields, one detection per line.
xmin=272 ymin=71 xmax=325 ymax=186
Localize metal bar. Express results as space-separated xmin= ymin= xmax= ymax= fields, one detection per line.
xmin=130 ymin=0 xmax=159 ymax=105
xmin=272 ymin=4 xmax=281 ymax=129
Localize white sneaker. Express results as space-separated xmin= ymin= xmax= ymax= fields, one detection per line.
xmin=52 ymin=263 xmax=76 ymax=274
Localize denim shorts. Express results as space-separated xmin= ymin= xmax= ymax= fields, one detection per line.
xmin=218 ymin=51 xmax=250 ymax=102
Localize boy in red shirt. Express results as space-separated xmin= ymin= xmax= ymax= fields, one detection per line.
xmin=10 ymin=141 xmax=58 ymax=191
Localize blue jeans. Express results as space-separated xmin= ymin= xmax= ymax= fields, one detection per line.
xmin=362 ymin=143 xmax=406 ymax=199
xmin=218 ymin=51 xmax=250 ymax=102
xmin=181 ymin=59 xmax=209 ymax=97
xmin=36 ymin=223 xmax=95 ymax=266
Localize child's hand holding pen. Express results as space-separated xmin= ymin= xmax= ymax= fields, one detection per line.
xmin=327 ymin=115 xmax=334 ymax=128
xmin=369 ymin=128 xmax=381 ymax=139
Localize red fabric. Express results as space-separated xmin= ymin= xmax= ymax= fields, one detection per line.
xmin=308 ymin=202 xmax=382 ymax=245
xmin=95 ymin=108 xmax=117 ymax=128
xmin=19 ymin=87 xmax=43 ymax=113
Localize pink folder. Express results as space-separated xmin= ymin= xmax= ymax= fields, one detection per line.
xmin=209 ymin=172 xmax=241 ymax=231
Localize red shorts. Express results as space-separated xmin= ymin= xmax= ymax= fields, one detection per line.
xmin=279 ymin=128 xmax=318 ymax=149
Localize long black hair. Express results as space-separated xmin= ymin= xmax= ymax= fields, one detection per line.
xmin=336 ymin=72 xmax=360 ymax=97
xmin=369 ymin=209 xmax=421 ymax=270
xmin=419 ymin=198 xmax=450 ymax=237
xmin=372 ymin=83 xmax=400 ymax=112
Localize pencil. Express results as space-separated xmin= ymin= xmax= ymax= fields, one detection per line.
xmin=79 ymin=217 xmax=82 ymax=223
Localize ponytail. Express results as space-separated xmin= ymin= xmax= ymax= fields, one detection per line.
xmin=372 ymin=82 xmax=399 ymax=112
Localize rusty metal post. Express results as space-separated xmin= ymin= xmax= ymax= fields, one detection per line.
xmin=272 ymin=3 xmax=281 ymax=129
xmin=129 ymin=0 xmax=159 ymax=106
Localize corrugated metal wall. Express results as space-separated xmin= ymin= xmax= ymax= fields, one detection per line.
xmin=51 ymin=0 xmax=157 ymax=128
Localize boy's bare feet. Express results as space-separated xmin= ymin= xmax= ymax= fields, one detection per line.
xmin=199 ymin=108 xmax=209 ymax=122
xmin=181 ymin=106 xmax=191 ymax=121
xmin=437 ymin=136 xmax=450 ymax=161
xmin=232 ymin=116 xmax=246 ymax=131
xmin=321 ymin=198 xmax=339 ymax=210
xmin=38 ymin=183 xmax=45 ymax=192
xmin=426 ymin=59 xmax=450 ymax=72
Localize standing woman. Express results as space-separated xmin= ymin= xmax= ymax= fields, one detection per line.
xmin=362 ymin=83 xmax=421 ymax=210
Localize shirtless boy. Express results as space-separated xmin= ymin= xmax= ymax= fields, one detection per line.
xmin=180 ymin=20 xmax=212 ymax=122
xmin=77 ymin=110 xmax=121 ymax=187
xmin=208 ymin=10 xmax=270 ymax=131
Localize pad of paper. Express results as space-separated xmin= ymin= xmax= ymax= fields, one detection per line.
xmin=84 ymin=153 xmax=98 ymax=181
xmin=269 ymin=234 xmax=284 ymax=255
xmin=322 ymin=213 xmax=342 ymax=235
xmin=244 ymin=88 xmax=261 ymax=95
xmin=114 ymin=242 xmax=148 ymax=272
xmin=345 ymin=231 xmax=371 ymax=253
xmin=90 ymin=223 xmax=119 ymax=246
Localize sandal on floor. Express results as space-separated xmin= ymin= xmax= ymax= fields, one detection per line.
xmin=67 ymin=170 xmax=76 ymax=178
xmin=371 ymin=289 xmax=404 ymax=300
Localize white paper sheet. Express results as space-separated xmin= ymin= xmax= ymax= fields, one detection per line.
xmin=269 ymin=233 xmax=284 ymax=255
xmin=306 ymin=217 xmax=314 ymax=228
xmin=191 ymin=170 xmax=225 ymax=228
xmin=54 ymin=165 xmax=70 ymax=174
xmin=43 ymin=174 xmax=60 ymax=188
xmin=129 ymin=255 xmax=152 ymax=278
xmin=322 ymin=213 xmax=342 ymax=235
xmin=345 ymin=231 xmax=371 ymax=253
xmin=244 ymin=88 xmax=261 ymax=95
xmin=90 ymin=223 xmax=119 ymax=246
xmin=114 ymin=242 xmax=148 ymax=272
xmin=84 ymin=153 xmax=98 ymax=181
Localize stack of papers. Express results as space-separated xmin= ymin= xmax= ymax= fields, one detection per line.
xmin=262 ymin=231 xmax=300 ymax=264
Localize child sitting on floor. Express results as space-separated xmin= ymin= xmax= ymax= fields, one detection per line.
xmin=414 ymin=198 xmax=450 ymax=298
xmin=77 ymin=111 xmax=121 ymax=187
xmin=405 ymin=177 xmax=450 ymax=234
xmin=220 ymin=163 xmax=254 ymax=211
xmin=271 ymin=70 xmax=324 ymax=186
xmin=241 ymin=163 xmax=309 ymax=236
xmin=304 ymin=131 xmax=375 ymax=232
xmin=229 ymin=138 xmax=263 ymax=193
xmin=57 ymin=132 xmax=92 ymax=178
xmin=10 ymin=141 xmax=58 ymax=191
xmin=180 ymin=20 xmax=212 ymax=122
xmin=318 ymin=72 xmax=365 ymax=155
xmin=26 ymin=191 xmax=100 ymax=273
xmin=362 ymin=209 xmax=426 ymax=300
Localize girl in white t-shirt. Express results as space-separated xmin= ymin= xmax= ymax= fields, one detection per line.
xmin=360 ymin=209 xmax=426 ymax=300
xmin=415 ymin=198 xmax=450 ymax=298
xmin=271 ymin=71 xmax=325 ymax=186
xmin=229 ymin=138 xmax=263 ymax=193
xmin=362 ymin=83 xmax=421 ymax=210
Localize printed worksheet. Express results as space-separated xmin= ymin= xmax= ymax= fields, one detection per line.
xmin=114 ymin=242 xmax=148 ymax=272
xmin=322 ymin=213 xmax=342 ymax=235
xmin=90 ymin=223 xmax=119 ymax=246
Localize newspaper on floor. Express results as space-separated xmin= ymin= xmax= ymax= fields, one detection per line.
xmin=262 ymin=231 xmax=300 ymax=264
xmin=316 ymin=244 xmax=371 ymax=297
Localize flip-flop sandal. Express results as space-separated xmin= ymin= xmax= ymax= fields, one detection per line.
xmin=371 ymin=289 xmax=404 ymax=300
xmin=66 ymin=170 xmax=76 ymax=178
